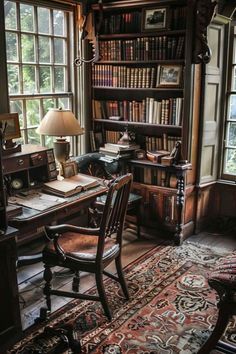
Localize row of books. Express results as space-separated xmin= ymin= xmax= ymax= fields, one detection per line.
xmin=99 ymin=7 xmax=186 ymax=35
xmin=100 ymin=11 xmax=141 ymax=34
xmin=99 ymin=36 xmax=185 ymax=61
xmin=145 ymin=135 xmax=181 ymax=153
xmin=105 ymin=130 xmax=121 ymax=144
xmin=92 ymin=65 xmax=157 ymax=88
xmin=92 ymin=98 xmax=183 ymax=126
xmin=132 ymin=167 xmax=178 ymax=188
xmin=103 ymin=130 xmax=181 ymax=155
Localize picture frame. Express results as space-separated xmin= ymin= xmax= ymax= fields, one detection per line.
xmin=62 ymin=161 xmax=77 ymax=178
xmin=156 ymin=65 xmax=182 ymax=87
xmin=0 ymin=113 xmax=21 ymax=140
xmin=142 ymin=7 xmax=168 ymax=32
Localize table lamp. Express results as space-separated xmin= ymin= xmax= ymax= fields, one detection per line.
xmin=37 ymin=108 xmax=84 ymax=175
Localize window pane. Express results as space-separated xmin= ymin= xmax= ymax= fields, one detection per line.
xmin=39 ymin=36 xmax=51 ymax=63
xmin=39 ymin=66 xmax=51 ymax=92
xmin=58 ymin=97 xmax=69 ymax=109
xmin=6 ymin=32 xmax=18 ymax=61
xmin=233 ymin=37 xmax=236 ymax=64
xmin=45 ymin=136 xmax=54 ymax=148
xmin=38 ymin=7 xmax=50 ymax=34
xmin=4 ymin=1 xmax=17 ymax=30
xmin=20 ymin=4 xmax=34 ymax=32
xmin=26 ymin=100 xmax=40 ymax=127
xmin=10 ymin=100 xmax=23 ymax=128
xmin=23 ymin=65 xmax=36 ymax=93
xmin=7 ymin=64 xmax=19 ymax=94
xmin=55 ymin=67 xmax=65 ymax=91
xmin=53 ymin=10 xmax=64 ymax=36
xmin=225 ymin=149 xmax=236 ymax=175
xmin=54 ymin=38 xmax=65 ymax=63
xmin=228 ymin=95 xmax=236 ymax=120
xmin=28 ymin=128 xmax=40 ymax=145
xmin=228 ymin=122 xmax=236 ymax=147
xmin=43 ymin=98 xmax=55 ymax=115
xmin=21 ymin=34 xmax=35 ymax=62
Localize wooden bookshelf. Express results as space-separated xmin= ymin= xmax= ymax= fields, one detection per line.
xmin=91 ymin=0 xmax=197 ymax=244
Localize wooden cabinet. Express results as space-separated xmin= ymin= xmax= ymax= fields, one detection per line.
xmin=2 ymin=144 xmax=57 ymax=194
xmin=0 ymin=227 xmax=22 ymax=353
xmin=90 ymin=0 xmax=198 ymax=243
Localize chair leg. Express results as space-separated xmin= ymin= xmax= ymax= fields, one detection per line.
xmin=136 ymin=203 xmax=141 ymax=239
xmin=95 ymin=270 xmax=112 ymax=321
xmin=115 ymin=256 xmax=129 ymax=300
xmin=198 ymin=303 xmax=232 ymax=354
xmin=72 ymin=271 xmax=80 ymax=292
xmin=43 ymin=264 xmax=53 ymax=313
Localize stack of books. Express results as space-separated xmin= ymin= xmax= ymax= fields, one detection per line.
xmin=99 ymin=143 xmax=140 ymax=159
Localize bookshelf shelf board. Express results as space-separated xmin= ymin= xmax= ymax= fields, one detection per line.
xmin=97 ymin=60 xmax=185 ymax=65
xmin=93 ymin=0 xmax=187 ymax=11
xmin=94 ymin=119 xmax=182 ymax=133
xmin=93 ymin=87 xmax=184 ymax=93
xmin=129 ymin=159 xmax=191 ymax=171
xmin=99 ymin=30 xmax=186 ymax=40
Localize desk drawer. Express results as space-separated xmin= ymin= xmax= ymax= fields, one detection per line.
xmin=30 ymin=152 xmax=47 ymax=166
xmin=3 ymin=156 xmax=30 ymax=174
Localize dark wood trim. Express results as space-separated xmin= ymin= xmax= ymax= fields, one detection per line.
xmin=92 ymin=0 xmax=187 ymax=11
xmin=0 ymin=2 xmax=9 ymax=113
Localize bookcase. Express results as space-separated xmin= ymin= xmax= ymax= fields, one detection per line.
xmin=90 ymin=0 xmax=197 ymax=244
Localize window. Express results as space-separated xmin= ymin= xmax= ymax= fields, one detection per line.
xmin=223 ymin=21 xmax=236 ymax=179
xmin=4 ymin=0 xmax=75 ymax=148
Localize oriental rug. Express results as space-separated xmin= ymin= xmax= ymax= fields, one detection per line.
xmin=8 ymin=242 xmax=236 ymax=354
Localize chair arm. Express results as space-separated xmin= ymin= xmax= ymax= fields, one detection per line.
xmin=45 ymin=224 xmax=100 ymax=239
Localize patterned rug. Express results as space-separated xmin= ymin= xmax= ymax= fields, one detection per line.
xmin=8 ymin=242 xmax=236 ymax=354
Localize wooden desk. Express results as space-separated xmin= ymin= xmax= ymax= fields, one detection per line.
xmin=0 ymin=226 xmax=22 ymax=352
xmin=8 ymin=184 xmax=107 ymax=247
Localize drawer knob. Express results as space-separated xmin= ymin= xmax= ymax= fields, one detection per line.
xmin=18 ymin=159 xmax=24 ymax=166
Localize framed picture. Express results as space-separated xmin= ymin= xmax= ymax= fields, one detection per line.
xmin=156 ymin=65 xmax=182 ymax=87
xmin=0 ymin=113 xmax=21 ymax=140
xmin=62 ymin=161 xmax=77 ymax=178
xmin=142 ymin=7 xmax=168 ymax=32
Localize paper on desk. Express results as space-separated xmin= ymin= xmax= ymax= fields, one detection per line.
xmin=8 ymin=192 xmax=66 ymax=211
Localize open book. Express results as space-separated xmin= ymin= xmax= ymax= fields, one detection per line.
xmin=43 ymin=173 xmax=100 ymax=197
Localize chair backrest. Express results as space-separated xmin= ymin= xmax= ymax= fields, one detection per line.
xmin=96 ymin=173 xmax=132 ymax=258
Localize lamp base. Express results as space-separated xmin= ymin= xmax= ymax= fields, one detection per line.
xmin=53 ymin=138 xmax=70 ymax=177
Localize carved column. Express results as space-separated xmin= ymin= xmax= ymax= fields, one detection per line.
xmin=193 ymin=0 xmax=217 ymax=64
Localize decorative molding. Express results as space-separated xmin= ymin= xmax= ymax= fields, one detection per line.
xmin=193 ymin=0 xmax=217 ymax=64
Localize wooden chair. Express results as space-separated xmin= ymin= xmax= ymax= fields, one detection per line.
xmin=75 ymin=153 xmax=142 ymax=238
xmin=41 ymin=174 xmax=132 ymax=321
xmin=198 ymin=252 xmax=236 ymax=353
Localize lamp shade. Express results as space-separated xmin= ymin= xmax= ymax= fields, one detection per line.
xmin=36 ymin=108 xmax=84 ymax=137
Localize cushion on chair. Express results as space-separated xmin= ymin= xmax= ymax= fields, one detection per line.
xmin=43 ymin=232 xmax=120 ymax=262
xmin=208 ymin=254 xmax=236 ymax=290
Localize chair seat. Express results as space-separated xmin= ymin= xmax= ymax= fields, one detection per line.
xmin=209 ymin=254 xmax=236 ymax=290
xmin=43 ymin=232 xmax=120 ymax=263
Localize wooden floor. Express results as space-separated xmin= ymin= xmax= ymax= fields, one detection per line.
xmin=17 ymin=225 xmax=236 ymax=331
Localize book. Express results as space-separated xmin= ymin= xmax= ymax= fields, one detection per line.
xmin=146 ymin=150 xmax=170 ymax=163
xmin=43 ymin=173 xmax=100 ymax=197
xmin=103 ymin=143 xmax=140 ymax=151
